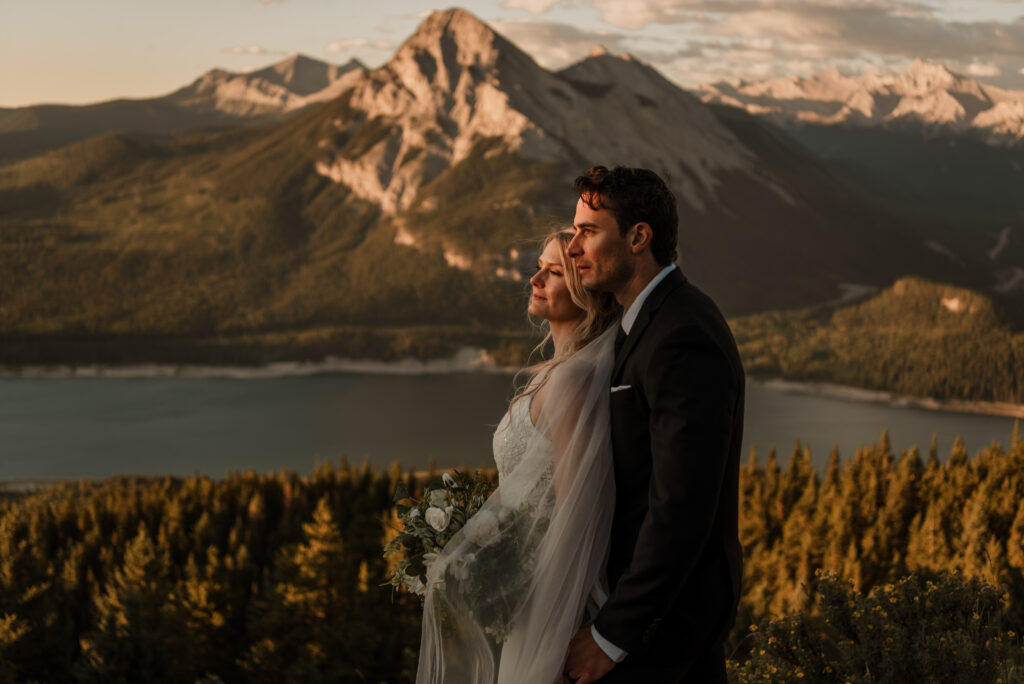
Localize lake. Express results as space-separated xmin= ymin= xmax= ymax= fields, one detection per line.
xmin=0 ymin=373 xmax=1018 ymax=482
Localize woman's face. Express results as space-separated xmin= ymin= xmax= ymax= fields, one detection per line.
xmin=528 ymin=240 xmax=585 ymax=324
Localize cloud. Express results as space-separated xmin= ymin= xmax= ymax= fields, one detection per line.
xmin=590 ymin=0 xmax=716 ymax=29
xmin=525 ymin=0 xmax=1023 ymax=90
xmin=224 ymin=45 xmax=279 ymax=55
xmin=492 ymin=19 xmax=700 ymax=69
xmin=965 ymin=61 xmax=1001 ymax=77
xmin=581 ymin=0 xmax=1024 ymax=62
xmin=325 ymin=38 xmax=395 ymax=54
xmin=501 ymin=0 xmax=565 ymax=14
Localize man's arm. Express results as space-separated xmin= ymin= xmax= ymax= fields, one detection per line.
xmin=592 ymin=329 xmax=738 ymax=653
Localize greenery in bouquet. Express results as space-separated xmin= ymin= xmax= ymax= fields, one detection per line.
xmin=382 ymin=468 xmax=551 ymax=643
xmin=383 ymin=470 xmax=495 ymax=598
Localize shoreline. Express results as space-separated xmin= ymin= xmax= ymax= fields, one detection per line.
xmin=0 ymin=347 xmax=516 ymax=379
xmin=759 ymin=378 xmax=1024 ymax=420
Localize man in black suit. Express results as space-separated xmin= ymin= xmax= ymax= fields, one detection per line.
xmin=561 ymin=166 xmax=745 ymax=684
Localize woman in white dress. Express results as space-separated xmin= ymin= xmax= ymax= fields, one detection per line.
xmin=416 ymin=231 xmax=620 ymax=684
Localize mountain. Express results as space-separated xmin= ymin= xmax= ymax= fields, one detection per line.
xmin=0 ymin=9 xmax=1015 ymax=366
xmin=698 ymin=60 xmax=1024 ymax=285
xmin=697 ymin=60 xmax=1024 ymax=147
xmin=0 ymin=55 xmax=366 ymax=164
xmin=312 ymin=11 xmax=963 ymax=313
xmin=164 ymin=54 xmax=366 ymax=116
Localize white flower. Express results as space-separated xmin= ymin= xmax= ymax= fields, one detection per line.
xmin=429 ymin=489 xmax=448 ymax=507
xmin=467 ymin=509 xmax=500 ymax=545
xmin=409 ymin=508 xmax=421 ymax=518
xmin=425 ymin=506 xmax=451 ymax=531
xmin=442 ymin=472 xmax=456 ymax=487
xmin=403 ymin=573 xmax=426 ymax=596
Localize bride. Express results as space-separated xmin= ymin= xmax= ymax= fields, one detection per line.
xmin=416 ymin=230 xmax=620 ymax=684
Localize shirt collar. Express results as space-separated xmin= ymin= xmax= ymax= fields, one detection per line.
xmin=621 ymin=264 xmax=676 ymax=334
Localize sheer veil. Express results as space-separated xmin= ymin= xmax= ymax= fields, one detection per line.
xmin=416 ymin=324 xmax=617 ymax=684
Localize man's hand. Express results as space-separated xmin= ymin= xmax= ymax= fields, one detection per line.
xmin=562 ymin=627 xmax=616 ymax=684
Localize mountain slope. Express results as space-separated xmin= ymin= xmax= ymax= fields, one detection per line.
xmin=164 ymin=54 xmax=365 ymax=115
xmin=0 ymin=55 xmax=365 ymax=165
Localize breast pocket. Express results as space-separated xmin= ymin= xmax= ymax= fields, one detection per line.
xmin=610 ymin=383 xmax=649 ymax=441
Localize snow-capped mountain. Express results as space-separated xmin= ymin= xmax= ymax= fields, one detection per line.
xmin=697 ymin=60 xmax=1024 ymax=147
xmin=165 ymin=54 xmax=366 ymax=116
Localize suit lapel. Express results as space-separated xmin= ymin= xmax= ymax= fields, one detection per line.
xmin=612 ymin=267 xmax=688 ymax=381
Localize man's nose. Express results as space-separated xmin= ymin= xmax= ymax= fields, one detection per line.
xmin=566 ymin=232 xmax=582 ymax=257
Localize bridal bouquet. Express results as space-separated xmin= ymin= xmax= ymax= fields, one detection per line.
xmin=383 ymin=469 xmax=549 ymax=642
xmin=383 ymin=470 xmax=495 ymax=598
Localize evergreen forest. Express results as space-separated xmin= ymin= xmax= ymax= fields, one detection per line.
xmin=1 ymin=426 xmax=1023 ymax=683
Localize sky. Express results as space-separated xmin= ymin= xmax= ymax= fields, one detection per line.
xmin=3 ymin=0 xmax=1024 ymax=108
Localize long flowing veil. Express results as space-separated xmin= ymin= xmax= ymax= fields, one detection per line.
xmin=416 ymin=325 xmax=617 ymax=684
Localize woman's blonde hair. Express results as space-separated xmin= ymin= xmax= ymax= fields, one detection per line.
xmin=511 ymin=230 xmax=620 ymax=406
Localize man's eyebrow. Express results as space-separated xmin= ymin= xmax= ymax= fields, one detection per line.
xmin=574 ymin=222 xmax=600 ymax=229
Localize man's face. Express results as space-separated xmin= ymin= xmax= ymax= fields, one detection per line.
xmin=567 ymin=195 xmax=632 ymax=293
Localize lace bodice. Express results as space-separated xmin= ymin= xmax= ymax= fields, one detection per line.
xmin=492 ymin=394 xmax=553 ymax=493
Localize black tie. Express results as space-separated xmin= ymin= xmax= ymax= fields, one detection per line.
xmin=614 ymin=326 xmax=627 ymax=356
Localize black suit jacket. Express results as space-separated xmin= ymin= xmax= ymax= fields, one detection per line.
xmin=592 ymin=267 xmax=745 ymax=664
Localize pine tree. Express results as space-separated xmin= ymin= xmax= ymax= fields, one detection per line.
xmin=75 ymin=524 xmax=189 ymax=683
xmin=239 ymin=497 xmax=360 ymax=684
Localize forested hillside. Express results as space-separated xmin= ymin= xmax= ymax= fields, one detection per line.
xmin=734 ymin=276 xmax=1024 ymax=404
xmin=1 ymin=426 xmax=1021 ymax=682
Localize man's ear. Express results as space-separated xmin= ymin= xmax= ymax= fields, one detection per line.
xmin=629 ymin=222 xmax=654 ymax=254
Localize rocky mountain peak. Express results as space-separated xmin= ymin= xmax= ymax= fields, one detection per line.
xmin=319 ymin=7 xmax=761 ymax=216
xmin=898 ymin=59 xmax=957 ymax=95
xmin=392 ymin=8 xmax=531 ymax=78
xmin=247 ymin=53 xmax=361 ymax=96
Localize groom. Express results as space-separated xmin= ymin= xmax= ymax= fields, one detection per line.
xmin=561 ymin=166 xmax=745 ymax=683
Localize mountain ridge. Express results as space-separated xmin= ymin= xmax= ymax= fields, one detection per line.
xmin=0 ymin=54 xmax=366 ymax=164
xmin=697 ymin=59 xmax=1024 ymax=147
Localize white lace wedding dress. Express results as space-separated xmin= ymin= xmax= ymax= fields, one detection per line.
xmin=492 ymin=394 xmax=554 ymax=510
xmin=416 ymin=325 xmax=617 ymax=684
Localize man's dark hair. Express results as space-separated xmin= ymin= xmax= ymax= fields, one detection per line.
xmin=573 ymin=166 xmax=678 ymax=266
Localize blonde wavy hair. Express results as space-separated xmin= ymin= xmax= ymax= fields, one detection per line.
xmin=511 ymin=230 xmax=620 ymax=407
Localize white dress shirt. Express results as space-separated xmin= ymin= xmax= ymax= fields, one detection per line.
xmin=621 ymin=265 xmax=677 ymax=334
xmin=591 ymin=263 xmax=677 ymax=663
